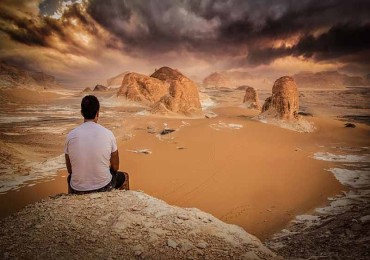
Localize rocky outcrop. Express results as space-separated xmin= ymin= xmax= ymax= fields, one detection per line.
xmin=243 ymin=87 xmax=261 ymax=110
xmin=117 ymin=73 xmax=169 ymax=104
xmin=203 ymin=72 xmax=232 ymax=88
xmin=293 ymin=71 xmax=370 ymax=88
xmin=82 ymin=87 xmax=92 ymax=92
xmin=261 ymin=76 xmax=299 ymax=120
xmin=150 ymin=67 xmax=202 ymax=115
xmin=107 ymin=72 xmax=129 ymax=87
xmin=257 ymin=76 xmax=315 ymax=132
xmin=118 ymin=67 xmax=202 ymax=116
xmin=0 ymin=191 xmax=276 ymax=259
xmin=0 ymin=62 xmax=62 ymax=90
xmin=93 ymin=84 xmax=108 ymax=91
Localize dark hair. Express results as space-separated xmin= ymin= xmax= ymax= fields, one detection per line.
xmin=81 ymin=95 xmax=100 ymax=119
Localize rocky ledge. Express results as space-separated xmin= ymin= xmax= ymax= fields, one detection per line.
xmin=0 ymin=190 xmax=277 ymax=260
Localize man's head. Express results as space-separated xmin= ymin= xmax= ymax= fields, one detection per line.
xmin=81 ymin=95 xmax=100 ymax=120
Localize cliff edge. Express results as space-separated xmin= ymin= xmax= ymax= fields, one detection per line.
xmin=0 ymin=190 xmax=276 ymax=259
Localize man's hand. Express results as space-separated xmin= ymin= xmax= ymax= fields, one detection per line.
xmin=110 ymin=150 xmax=119 ymax=172
xmin=65 ymin=154 xmax=72 ymax=174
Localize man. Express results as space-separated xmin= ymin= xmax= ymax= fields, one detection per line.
xmin=65 ymin=95 xmax=129 ymax=194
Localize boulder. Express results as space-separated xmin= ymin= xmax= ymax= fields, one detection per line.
xmin=118 ymin=67 xmax=202 ymax=115
xmin=93 ymin=84 xmax=108 ymax=91
xmin=117 ymin=73 xmax=168 ymax=104
xmin=243 ymin=87 xmax=261 ymax=110
xmin=151 ymin=68 xmax=202 ymax=115
xmin=203 ymin=72 xmax=232 ymax=88
xmin=261 ymin=76 xmax=299 ymax=120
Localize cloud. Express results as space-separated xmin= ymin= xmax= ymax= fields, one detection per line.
xmin=0 ymin=0 xmax=369 ymax=87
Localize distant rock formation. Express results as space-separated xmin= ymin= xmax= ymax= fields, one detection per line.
xmin=203 ymin=72 xmax=232 ymax=88
xmin=235 ymin=85 xmax=252 ymax=90
xmin=0 ymin=62 xmax=62 ymax=90
xmin=261 ymin=76 xmax=299 ymax=120
xmin=118 ymin=67 xmax=202 ymax=116
xmin=293 ymin=71 xmax=369 ymax=88
xmin=82 ymin=87 xmax=92 ymax=92
xmin=243 ymin=87 xmax=261 ymax=110
xmin=107 ymin=72 xmax=129 ymax=87
xmin=93 ymin=84 xmax=108 ymax=91
xmin=257 ymin=76 xmax=315 ymax=132
xmin=203 ymin=71 xmax=271 ymax=89
xmin=0 ymin=191 xmax=276 ymax=259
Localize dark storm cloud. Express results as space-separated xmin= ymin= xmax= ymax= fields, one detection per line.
xmin=84 ymin=0 xmax=370 ymax=66
xmin=1 ymin=0 xmax=370 ymax=71
xmin=0 ymin=1 xmax=105 ymax=54
xmin=246 ymin=22 xmax=370 ymax=65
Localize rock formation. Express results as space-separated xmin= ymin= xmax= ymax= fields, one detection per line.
xmin=243 ymin=87 xmax=261 ymax=110
xmin=117 ymin=73 xmax=168 ymax=104
xmin=293 ymin=71 xmax=369 ymax=88
xmin=118 ymin=67 xmax=202 ymax=115
xmin=82 ymin=87 xmax=92 ymax=92
xmin=261 ymin=76 xmax=299 ymax=120
xmin=93 ymin=84 xmax=108 ymax=91
xmin=0 ymin=62 xmax=62 ymax=89
xmin=107 ymin=72 xmax=129 ymax=87
xmin=203 ymin=72 xmax=232 ymax=88
xmin=0 ymin=191 xmax=276 ymax=259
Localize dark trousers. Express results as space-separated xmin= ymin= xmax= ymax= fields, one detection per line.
xmin=68 ymin=169 xmax=129 ymax=194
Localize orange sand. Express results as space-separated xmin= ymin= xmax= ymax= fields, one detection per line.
xmin=1 ymin=106 xmax=369 ymax=241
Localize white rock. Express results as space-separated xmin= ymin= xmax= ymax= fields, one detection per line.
xmin=89 ymin=193 xmax=102 ymax=199
xmin=167 ymin=239 xmax=178 ymax=249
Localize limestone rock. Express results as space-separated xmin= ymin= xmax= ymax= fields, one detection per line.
xmin=117 ymin=73 xmax=168 ymax=105
xmin=93 ymin=84 xmax=108 ymax=91
xmin=203 ymin=72 xmax=232 ymax=88
xmin=261 ymin=76 xmax=299 ymax=120
xmin=0 ymin=191 xmax=277 ymax=259
xmin=117 ymin=67 xmax=202 ymax=116
xmin=0 ymin=62 xmax=62 ymax=90
xmin=243 ymin=87 xmax=261 ymax=110
xmin=107 ymin=72 xmax=129 ymax=87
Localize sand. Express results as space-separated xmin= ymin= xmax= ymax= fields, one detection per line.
xmin=0 ymin=87 xmax=369 ymax=243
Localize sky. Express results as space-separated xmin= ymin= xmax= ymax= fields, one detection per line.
xmin=0 ymin=0 xmax=369 ymax=88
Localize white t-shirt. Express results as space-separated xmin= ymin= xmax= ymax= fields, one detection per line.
xmin=64 ymin=122 xmax=117 ymax=191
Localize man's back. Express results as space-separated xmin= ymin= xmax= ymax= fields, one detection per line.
xmin=65 ymin=121 xmax=117 ymax=191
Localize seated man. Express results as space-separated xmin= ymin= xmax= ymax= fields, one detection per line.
xmin=65 ymin=95 xmax=129 ymax=194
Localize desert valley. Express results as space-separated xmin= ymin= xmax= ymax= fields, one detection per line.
xmin=1 ymin=0 xmax=370 ymax=259
xmin=0 ymin=61 xmax=369 ymax=259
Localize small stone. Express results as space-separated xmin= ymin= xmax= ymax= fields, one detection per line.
xmin=196 ymin=241 xmax=208 ymax=249
xmin=133 ymin=245 xmax=144 ymax=256
xmin=167 ymin=239 xmax=178 ymax=249
xmin=177 ymin=214 xmax=190 ymax=220
xmin=120 ymin=234 xmax=128 ymax=239
xmin=35 ymin=224 xmax=43 ymax=229
xmin=90 ymin=193 xmax=102 ymax=199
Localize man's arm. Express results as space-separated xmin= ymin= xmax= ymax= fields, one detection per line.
xmin=65 ymin=154 xmax=72 ymax=174
xmin=110 ymin=150 xmax=119 ymax=172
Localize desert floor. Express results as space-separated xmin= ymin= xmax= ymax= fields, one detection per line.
xmin=0 ymin=87 xmax=369 ymax=241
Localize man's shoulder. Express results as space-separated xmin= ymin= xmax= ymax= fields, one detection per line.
xmin=95 ymin=124 xmax=114 ymax=136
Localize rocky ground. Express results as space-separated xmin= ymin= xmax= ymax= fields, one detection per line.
xmin=266 ymin=192 xmax=370 ymax=259
xmin=266 ymin=145 xmax=370 ymax=260
xmin=0 ymin=190 xmax=277 ymax=260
